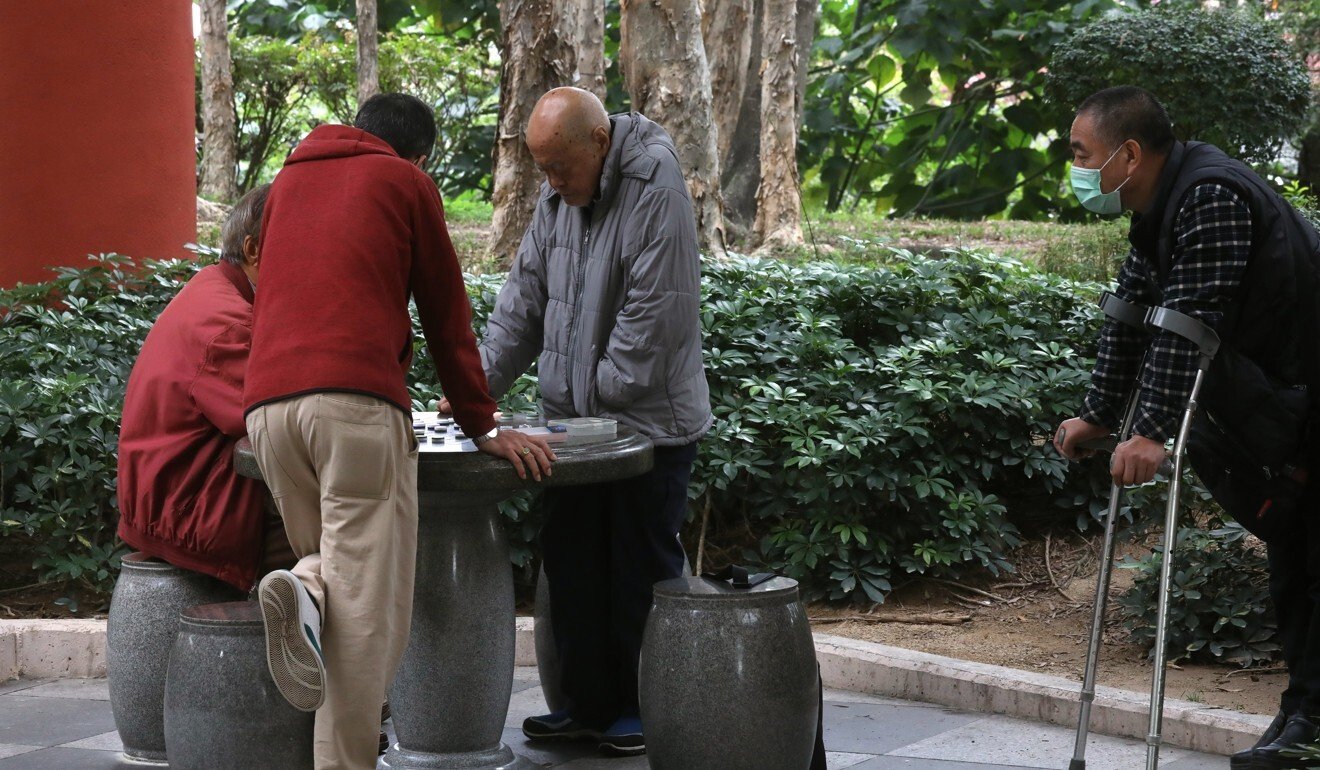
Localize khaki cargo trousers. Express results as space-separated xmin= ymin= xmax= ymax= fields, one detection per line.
xmin=246 ymin=392 xmax=418 ymax=770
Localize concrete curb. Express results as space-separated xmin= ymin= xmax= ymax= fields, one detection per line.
xmin=0 ymin=619 xmax=107 ymax=679
xmin=815 ymin=633 xmax=1271 ymax=757
xmin=0 ymin=618 xmax=1268 ymax=756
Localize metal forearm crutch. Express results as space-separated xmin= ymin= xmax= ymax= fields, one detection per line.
xmin=1068 ymin=293 xmax=1221 ymax=770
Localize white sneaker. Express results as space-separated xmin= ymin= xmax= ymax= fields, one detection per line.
xmin=257 ymin=569 xmax=325 ymax=711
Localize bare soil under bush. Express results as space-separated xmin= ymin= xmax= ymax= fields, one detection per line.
xmin=811 ymin=533 xmax=1283 ymax=717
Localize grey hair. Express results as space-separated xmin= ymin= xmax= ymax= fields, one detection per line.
xmin=220 ymin=184 xmax=272 ymax=266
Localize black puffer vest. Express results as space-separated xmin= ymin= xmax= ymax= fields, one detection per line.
xmin=1129 ymin=141 xmax=1320 ymax=392
xmin=1128 ymin=143 xmax=1320 ymax=535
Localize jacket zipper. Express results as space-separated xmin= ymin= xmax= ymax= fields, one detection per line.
xmin=565 ymin=212 xmax=592 ymax=406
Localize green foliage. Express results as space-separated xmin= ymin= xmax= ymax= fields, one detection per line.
xmin=230 ymin=35 xmax=310 ymax=191
xmin=1046 ymin=4 xmax=1311 ymax=167
xmin=18 ymin=247 xmax=1271 ymax=614
xmin=227 ymin=0 xmax=423 ymax=40
xmin=0 ymin=254 xmax=207 ymax=594
xmin=803 ymin=0 xmax=1117 ymax=219
xmin=2 ymin=248 xmax=1110 ymax=602
xmin=216 ymin=33 xmax=498 ymax=196
xmin=685 ymin=251 xmax=1104 ymax=601
xmin=1116 ymin=523 xmax=1277 ymax=667
xmin=1283 ymin=180 xmax=1320 ymax=230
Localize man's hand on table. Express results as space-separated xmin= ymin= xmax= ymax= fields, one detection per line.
xmin=435 ymin=397 xmax=452 ymax=415
xmin=478 ymin=429 xmax=557 ymax=481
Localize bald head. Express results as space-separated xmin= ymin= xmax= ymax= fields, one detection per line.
xmin=528 ymin=87 xmax=609 ymax=147
xmin=526 ymin=87 xmax=612 ymax=207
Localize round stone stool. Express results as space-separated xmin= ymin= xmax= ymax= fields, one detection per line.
xmin=639 ymin=576 xmax=818 ymax=770
xmin=107 ymin=552 xmax=243 ymax=764
xmin=163 ymin=601 xmax=314 ymax=770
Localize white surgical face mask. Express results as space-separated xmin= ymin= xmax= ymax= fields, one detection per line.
xmin=1069 ymin=144 xmax=1132 ymax=216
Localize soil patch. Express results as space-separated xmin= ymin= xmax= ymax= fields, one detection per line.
xmin=811 ymin=533 xmax=1284 ymax=717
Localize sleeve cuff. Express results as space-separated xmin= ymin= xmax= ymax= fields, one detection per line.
xmin=1078 ymin=391 xmax=1121 ymax=430
xmin=1131 ymin=408 xmax=1179 ymax=444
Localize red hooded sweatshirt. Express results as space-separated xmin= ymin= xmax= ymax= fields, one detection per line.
xmin=242 ymin=125 xmax=497 ymax=436
xmin=118 ymin=261 xmax=266 ymax=590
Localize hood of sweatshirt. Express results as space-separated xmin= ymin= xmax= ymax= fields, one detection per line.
xmin=284 ymin=124 xmax=400 ymax=166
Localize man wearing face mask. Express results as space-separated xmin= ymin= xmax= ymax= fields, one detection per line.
xmin=1053 ymin=86 xmax=1320 ymax=769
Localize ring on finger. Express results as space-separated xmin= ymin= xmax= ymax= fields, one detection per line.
xmin=521 ymin=446 xmax=531 ymax=456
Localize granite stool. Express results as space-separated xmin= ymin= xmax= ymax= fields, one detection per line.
xmin=163 ymin=601 xmax=314 ymax=770
xmin=639 ymin=575 xmax=819 ymax=770
xmin=107 ymin=552 xmax=243 ymax=764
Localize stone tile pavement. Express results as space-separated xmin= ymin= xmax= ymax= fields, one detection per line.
xmin=0 ymin=669 xmax=1228 ymax=768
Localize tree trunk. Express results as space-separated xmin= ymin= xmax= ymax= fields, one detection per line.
xmin=198 ymin=0 xmax=238 ymax=203
xmin=794 ymin=0 xmax=817 ymax=130
xmin=702 ymin=0 xmax=754 ymax=169
xmin=576 ymin=0 xmax=607 ymax=99
xmin=620 ymin=0 xmax=727 ymax=256
xmin=719 ymin=0 xmax=763 ymax=241
xmin=489 ymin=0 xmax=579 ymax=265
xmin=752 ymin=0 xmax=802 ymax=249
xmin=356 ymin=0 xmax=380 ymax=109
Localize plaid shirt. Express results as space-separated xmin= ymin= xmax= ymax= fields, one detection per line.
xmin=1079 ymin=183 xmax=1253 ymax=441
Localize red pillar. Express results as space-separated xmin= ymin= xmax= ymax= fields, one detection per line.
xmin=0 ymin=2 xmax=197 ymax=289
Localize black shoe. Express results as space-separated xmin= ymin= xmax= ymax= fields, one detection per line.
xmin=598 ymin=716 xmax=645 ymax=757
xmin=1232 ymin=711 xmax=1290 ymax=769
xmin=1252 ymin=714 xmax=1320 ymax=770
xmin=522 ymin=709 xmax=604 ymax=742
xmin=378 ymin=731 xmax=389 ymax=756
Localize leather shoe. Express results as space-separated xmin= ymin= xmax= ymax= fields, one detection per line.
xmin=1252 ymin=713 xmax=1320 ymax=769
xmin=1231 ymin=710 xmax=1289 ymax=769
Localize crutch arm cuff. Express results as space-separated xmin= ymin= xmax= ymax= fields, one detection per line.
xmin=1143 ymin=305 xmax=1221 ymax=360
xmin=1098 ymin=291 xmax=1151 ymax=329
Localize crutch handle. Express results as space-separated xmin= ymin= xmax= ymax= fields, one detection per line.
xmin=1077 ymin=436 xmax=1118 ymax=453
xmin=1144 ymin=306 xmax=1220 ymax=360
xmin=1098 ymin=291 xmax=1150 ymax=329
xmin=1077 ymin=435 xmax=1174 ymax=476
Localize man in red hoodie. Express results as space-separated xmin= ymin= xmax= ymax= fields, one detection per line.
xmin=243 ymin=93 xmax=555 ymax=770
xmin=117 ymin=184 xmax=292 ymax=592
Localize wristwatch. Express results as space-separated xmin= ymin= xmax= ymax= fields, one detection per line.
xmin=472 ymin=426 xmax=500 ymax=446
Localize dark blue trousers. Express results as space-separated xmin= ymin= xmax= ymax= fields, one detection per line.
xmin=539 ymin=442 xmax=697 ymax=728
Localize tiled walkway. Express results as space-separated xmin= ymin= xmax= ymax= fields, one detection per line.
xmin=0 ymin=669 xmax=1228 ymax=768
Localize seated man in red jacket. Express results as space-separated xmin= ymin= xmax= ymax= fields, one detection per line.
xmin=117 ymin=183 xmax=295 ymax=591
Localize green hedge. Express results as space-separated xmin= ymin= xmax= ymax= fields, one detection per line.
xmin=2 ymin=248 xmax=1276 ymax=669
xmin=2 ymin=248 xmax=1101 ymax=599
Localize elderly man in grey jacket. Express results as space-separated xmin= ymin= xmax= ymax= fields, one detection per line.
xmin=445 ymin=86 xmax=711 ymax=756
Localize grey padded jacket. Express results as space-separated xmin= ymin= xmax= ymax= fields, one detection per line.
xmin=479 ymin=113 xmax=713 ymax=446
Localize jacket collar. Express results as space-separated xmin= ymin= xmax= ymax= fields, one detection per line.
xmin=218 ymin=260 xmax=255 ymax=305
xmin=1128 ymin=140 xmax=1188 ymax=258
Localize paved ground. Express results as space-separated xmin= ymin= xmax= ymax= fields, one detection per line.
xmin=0 ymin=668 xmax=1228 ymax=768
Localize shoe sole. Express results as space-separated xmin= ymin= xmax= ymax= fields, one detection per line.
xmin=259 ymin=572 xmax=325 ymax=712
xmin=523 ymin=726 xmax=603 ymax=742
xmin=599 ymin=739 xmax=645 ymax=757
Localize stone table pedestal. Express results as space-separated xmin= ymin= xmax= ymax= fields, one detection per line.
xmin=237 ymin=423 xmax=652 ymax=770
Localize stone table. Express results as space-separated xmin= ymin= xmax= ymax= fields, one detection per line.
xmin=235 ymin=421 xmax=653 ymax=770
